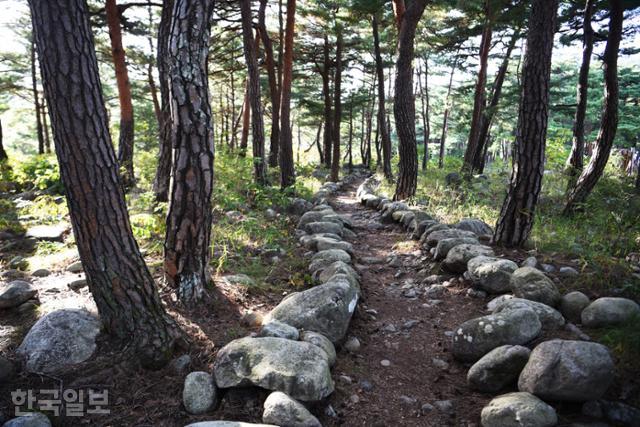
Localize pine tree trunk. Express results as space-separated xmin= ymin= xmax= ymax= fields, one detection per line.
xmin=393 ymin=0 xmax=427 ymax=200
xmin=348 ymin=96 xmax=353 ymax=171
xmin=493 ymin=0 xmax=558 ymax=247
xmin=240 ymin=0 xmax=267 ymax=185
xmin=29 ymin=0 xmax=181 ymax=367
xmin=0 ymin=118 xmax=7 ymax=161
xmin=30 ymin=38 xmax=45 ymax=155
xmin=566 ymin=0 xmax=595 ymax=184
xmin=322 ymin=35 xmax=333 ymax=169
xmin=240 ymin=81 xmax=250 ymax=157
xmin=462 ymin=14 xmax=492 ymax=175
xmin=279 ymin=0 xmax=296 ymax=188
xmin=372 ymin=14 xmax=393 ymax=181
xmin=474 ymin=29 xmax=520 ymax=173
xmin=41 ymin=96 xmax=51 ymax=153
xmin=258 ymin=0 xmax=281 ymax=169
xmin=164 ymin=0 xmax=215 ymax=304
xmin=564 ymin=0 xmax=622 ymax=213
xmin=331 ymin=29 xmax=343 ymax=182
xmin=106 ymin=0 xmax=135 ymax=189
xmin=439 ymin=54 xmax=458 ymax=168
xmin=417 ymin=56 xmax=430 ymax=170
xmin=153 ymin=0 xmax=173 ymax=202
xmin=315 ymin=121 xmax=323 ymax=163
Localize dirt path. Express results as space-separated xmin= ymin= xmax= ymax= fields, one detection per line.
xmin=317 ymin=178 xmax=489 ymax=427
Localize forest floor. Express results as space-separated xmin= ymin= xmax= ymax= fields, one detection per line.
xmin=1 ymin=174 xmax=639 ymax=426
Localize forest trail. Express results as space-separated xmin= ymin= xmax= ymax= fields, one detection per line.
xmin=320 ymin=177 xmax=489 ymax=426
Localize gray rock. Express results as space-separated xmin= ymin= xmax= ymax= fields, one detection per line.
xmin=0 ymin=281 xmax=37 ymax=309
xmin=581 ymin=297 xmax=640 ymax=328
xmin=452 ymin=307 xmax=542 ymax=362
xmin=262 ymin=391 xmax=321 ymax=427
xmin=559 ymin=266 xmax=579 ymax=277
xmin=66 ymin=261 xmax=83 ymax=273
xmin=299 ymin=233 xmax=342 ymax=250
xmin=493 ymin=298 xmax=565 ymax=330
xmin=443 ymin=244 xmax=494 ymax=273
xmin=299 ymin=331 xmax=336 ymax=366
xmin=186 ymin=423 xmax=276 ymax=427
xmin=67 ymin=279 xmax=87 ymax=291
xmin=540 ymin=263 xmax=555 ymax=274
xmin=2 ymin=413 xmax=52 ymax=427
xmin=445 ymin=172 xmax=462 ymax=187
xmin=582 ymin=400 xmax=640 ymax=427
xmin=169 ymin=354 xmax=192 ymax=375
xmin=183 ymin=371 xmax=218 ymax=414
xmin=222 ymin=274 xmax=257 ymax=287
xmin=481 ymin=392 xmax=557 ymax=427
xmin=521 ymin=257 xmax=538 ymax=268
xmin=16 ymin=309 xmax=101 ymax=374
xmin=265 ymin=208 xmax=277 ymax=220
xmin=288 ymin=198 xmax=312 ymax=216
xmin=518 ymin=339 xmax=614 ymax=401
xmin=425 ymin=284 xmax=447 ymax=298
xmin=213 ymin=337 xmax=334 ymax=402
xmin=455 ymin=218 xmax=493 ymax=236
xmin=487 ymin=295 xmax=514 ymax=312
xmin=31 ymin=269 xmax=50 ymax=278
xmin=412 ymin=220 xmax=439 ymax=239
xmin=9 ymin=256 xmax=29 ymax=271
xmin=434 ymin=400 xmax=454 ymax=413
xmin=0 ymin=355 xmax=15 ymax=382
xmin=467 ymin=256 xmax=518 ymax=294
xmin=25 ymin=223 xmax=68 ymax=242
xmin=343 ymin=336 xmax=360 ymax=352
xmin=560 ymin=291 xmax=590 ymax=323
xmin=433 ymin=237 xmax=480 ymax=261
xmin=309 ymin=249 xmax=351 ymax=273
xmin=510 ymin=267 xmax=561 ymax=307
xmin=316 ymin=238 xmax=353 ymax=254
xmin=304 ymin=221 xmax=343 ymax=236
xmin=258 ymin=321 xmax=299 ymax=340
xmin=467 ymin=345 xmax=531 ymax=393
xmin=423 ymin=228 xmax=477 ymax=248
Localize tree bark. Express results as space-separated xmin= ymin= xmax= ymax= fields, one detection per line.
xmin=240 ymin=0 xmax=267 ymax=185
xmin=279 ymin=0 xmax=296 ymax=188
xmin=240 ymin=80 xmax=249 ymax=156
xmin=439 ymin=53 xmax=458 ymax=168
xmin=493 ymin=0 xmax=558 ymax=247
xmin=258 ymin=0 xmax=281 ymax=169
xmin=164 ymin=0 xmax=215 ymax=304
xmin=321 ymin=34 xmax=333 ymax=169
xmin=462 ymin=8 xmax=492 ymax=175
xmin=152 ymin=0 xmax=173 ymax=202
xmin=347 ymin=97 xmax=353 ymax=172
xmin=30 ymin=37 xmax=45 ymax=155
xmin=393 ymin=0 xmax=427 ymax=200
xmin=392 ymin=0 xmax=405 ymax=30
xmin=564 ymin=0 xmax=622 ymax=213
xmin=475 ymin=29 xmax=520 ymax=173
xmin=565 ymin=0 xmax=595 ymax=184
xmin=417 ymin=56 xmax=430 ymax=170
xmin=29 ymin=0 xmax=181 ymax=368
xmin=106 ymin=0 xmax=135 ymax=189
xmin=0 ymin=118 xmax=7 ymax=161
xmin=331 ymin=28 xmax=343 ymax=182
xmin=372 ymin=14 xmax=392 ymax=181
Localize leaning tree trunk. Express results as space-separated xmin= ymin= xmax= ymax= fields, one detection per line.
xmin=240 ymin=0 xmax=267 ymax=185
xmin=279 ymin=0 xmax=296 ymax=189
xmin=372 ymin=13 xmax=393 ymax=181
xmin=330 ymin=29 xmax=343 ymax=182
xmin=322 ymin=35 xmax=333 ymax=169
xmin=393 ymin=0 xmax=427 ymax=200
xmin=565 ymin=0 xmax=595 ymax=186
xmin=493 ymin=0 xmax=558 ymax=247
xmin=152 ymin=0 xmax=173 ymax=202
xmin=564 ymin=0 xmax=622 ymax=213
xmin=462 ymin=14 xmax=492 ymax=175
xmin=164 ymin=0 xmax=215 ymax=304
xmin=29 ymin=0 xmax=181 ymax=368
xmin=258 ymin=0 xmax=280 ymax=169
xmin=30 ymin=37 xmax=45 ymax=155
xmin=106 ymin=0 xmax=135 ymax=189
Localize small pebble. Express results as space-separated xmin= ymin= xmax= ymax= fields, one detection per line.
xmin=380 ymin=359 xmax=391 ymax=367
xmin=360 ymin=380 xmax=373 ymax=392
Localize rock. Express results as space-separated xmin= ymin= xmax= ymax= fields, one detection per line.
xmin=518 ymin=339 xmax=614 ymax=401
xmin=310 ymin=249 xmax=351 ymax=273
xmin=265 ymin=276 xmax=358 ymax=343
xmin=16 ymin=309 xmax=101 ymax=374
xmin=169 ymin=354 xmax=192 ymax=375
xmin=582 ymin=400 xmax=640 ymax=427
xmin=421 ymin=403 xmax=435 ymax=414
xmin=241 ymin=310 xmax=264 ymax=327
xmin=540 ymin=263 xmax=555 ymax=274
xmin=262 ymin=391 xmax=321 ymax=427
xmin=425 ymin=284 xmax=447 ymax=298
xmin=304 ymin=221 xmax=343 ymax=236
xmin=222 ymin=274 xmax=257 ymax=287
xmin=452 ymin=307 xmax=541 ymax=362
xmin=343 ymin=336 xmax=360 ymax=352
xmin=2 ymin=413 xmax=52 ymax=427
xmin=66 ymin=261 xmax=83 ymax=273
xmin=316 ymin=238 xmax=353 ymax=254
xmin=412 ymin=220 xmax=439 ymax=239
xmin=467 ymin=256 xmax=518 ymax=294
xmin=443 ymin=244 xmax=494 ymax=274
xmin=2 ymin=269 xmax=25 ymax=281
xmin=183 ymin=371 xmax=218 ymax=414
xmin=432 ymin=357 xmax=449 ymax=370
xmin=493 ymin=298 xmax=565 ymax=330
xmin=186 ymin=423 xmax=276 ymax=427
xmin=558 ymin=266 xmax=579 ymax=277
xmin=434 ymin=400 xmax=454 ymax=413
xmin=31 ymin=269 xmax=50 ymax=278
xmin=521 ymin=257 xmax=538 ymax=268
xmin=67 ymin=279 xmax=87 ymax=291
xmin=9 ymin=256 xmax=29 ymax=271
xmin=455 ymin=218 xmax=493 ymax=236
xmin=433 ymin=237 xmax=480 ymax=261
xmin=315 ymin=261 xmax=359 ymax=287
xmin=445 ymin=172 xmax=462 ymax=187
xmin=265 ymin=208 xmax=277 ymax=220
xmin=380 ymin=359 xmax=391 ymax=367
xmin=510 ymin=267 xmax=561 ymax=307
xmin=299 ymin=331 xmax=336 ymax=366
xmin=560 ymin=291 xmax=590 ymax=323
xmin=581 ymin=297 xmax=640 ymax=328
xmin=25 ymin=223 xmax=68 ymax=242
xmin=480 ymin=392 xmax=557 ymax=427
xmin=258 ymin=321 xmax=299 ymax=340
xmin=467 ymin=345 xmax=531 ymax=393
xmin=213 ymin=337 xmax=334 ymax=402
xmin=288 ymin=198 xmax=312 ymax=216
xmin=17 ymin=301 xmax=38 ymax=313
xmin=467 ymin=289 xmax=487 ymax=299
xmin=423 ymin=228 xmax=477 ymax=248
xmin=0 ymin=281 xmax=37 ymax=309
xmin=399 ymin=395 xmax=417 ymax=405
xmin=0 ymin=355 xmax=15 ymax=382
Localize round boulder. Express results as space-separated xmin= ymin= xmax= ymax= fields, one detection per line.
xmin=455 ymin=218 xmax=494 ymax=236
xmin=560 ymin=291 xmax=590 ymax=324
xmin=262 ymin=391 xmax=321 ymax=427
xmin=183 ymin=371 xmax=218 ymax=414
xmin=467 ymin=256 xmax=518 ymax=294
xmin=481 ymin=392 xmax=557 ymax=427
xmin=510 ymin=267 xmax=561 ymax=307
xmin=433 ymin=237 xmax=480 ymax=261
xmin=518 ymin=339 xmax=614 ymax=401
xmin=493 ymin=298 xmax=565 ymax=330
xmin=581 ymin=297 xmax=640 ymax=328
xmin=468 ymin=345 xmax=531 ymax=393
xmin=443 ymin=244 xmax=495 ymax=274
xmin=0 ymin=281 xmax=37 ymax=309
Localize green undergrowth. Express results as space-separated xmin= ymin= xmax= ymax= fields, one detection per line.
xmin=597 ymin=315 xmax=640 ymax=371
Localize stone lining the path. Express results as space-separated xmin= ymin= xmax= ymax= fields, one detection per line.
xmin=355 ymin=176 xmax=640 ymax=427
